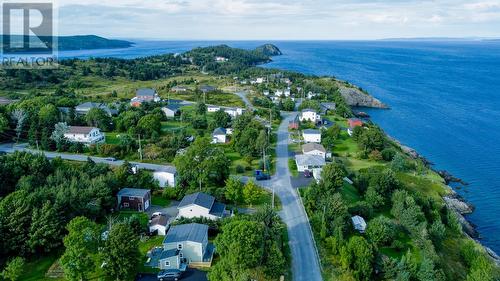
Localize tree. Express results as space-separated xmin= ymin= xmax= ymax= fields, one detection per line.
xmin=225 ymin=177 xmax=244 ymax=205
xmin=322 ymin=124 xmax=341 ymax=150
xmin=210 ymin=219 xmax=264 ymax=280
xmin=85 ymin=108 xmax=112 ymax=131
xmin=0 ymin=190 xmax=32 ymax=256
xmin=243 ymin=181 xmax=262 ymax=206
xmin=213 ymin=109 xmax=232 ymax=128
xmin=366 ymin=216 xmax=396 ymax=246
xmin=345 ymin=236 xmax=374 ymax=281
xmin=391 ymin=153 xmax=408 ymax=172
xmin=174 ymin=137 xmax=230 ymax=188
xmin=0 ymin=113 xmax=8 ymax=135
xmin=51 ymin=122 xmax=69 ymax=150
xmin=11 ymin=109 xmax=27 ymax=142
xmin=137 ymin=114 xmax=161 ymax=138
xmin=38 ymin=104 xmax=59 ymax=127
xmin=358 ymin=127 xmax=386 ymax=153
xmin=196 ymin=102 xmax=207 ymax=115
xmin=1 ymin=257 xmax=25 ymax=281
xmin=29 ymin=201 xmax=63 ymax=253
xmin=60 ymin=217 xmax=100 ymax=281
xmin=319 ymin=162 xmax=346 ymax=194
xmin=101 ymin=223 xmax=141 ymax=281
xmin=282 ymin=98 xmax=295 ymax=111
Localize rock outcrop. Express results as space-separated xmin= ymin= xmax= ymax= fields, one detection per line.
xmin=255 ymin=44 xmax=282 ymax=56
xmin=339 ymin=86 xmax=388 ymax=109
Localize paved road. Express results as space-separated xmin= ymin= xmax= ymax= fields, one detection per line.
xmin=235 ymin=91 xmax=253 ymax=109
xmin=261 ymin=112 xmax=323 ymax=281
xmin=0 ymin=143 xmax=174 ymax=172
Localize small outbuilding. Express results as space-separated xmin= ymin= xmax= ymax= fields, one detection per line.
xmin=149 ymin=213 xmax=170 ymax=236
xmin=351 ymin=215 xmax=367 ymax=233
xmin=117 ymin=188 xmax=151 ymax=212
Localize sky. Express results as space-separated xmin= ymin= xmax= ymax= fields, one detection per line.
xmin=20 ymin=0 xmax=500 ymax=39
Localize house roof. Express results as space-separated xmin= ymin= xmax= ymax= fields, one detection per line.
xmin=321 ymin=102 xmax=336 ymax=109
xmin=151 ymin=214 xmax=169 ymax=227
xmin=295 ymin=154 xmax=326 ymax=167
xmin=200 ymin=85 xmax=216 ymax=92
xmin=208 ymin=202 xmax=226 ymax=218
xmin=156 ymin=166 xmax=177 ymax=174
xmin=67 ymin=126 xmax=97 ymax=134
xmin=178 ymin=192 xmax=215 ymax=210
xmin=351 ymin=215 xmax=367 ymax=230
xmin=302 ymin=129 xmax=321 ymax=135
xmin=76 ymin=102 xmax=105 ymax=110
xmin=302 ymin=143 xmax=326 ymax=153
xmin=163 ymin=223 xmax=208 ymax=244
xmin=212 ymin=127 xmax=227 ymax=136
xmin=302 ymin=108 xmax=316 ymax=113
xmin=160 ymin=249 xmax=179 ymax=260
xmin=163 ymin=104 xmax=181 ymax=112
xmin=136 ymin=88 xmax=156 ymax=97
xmin=117 ymin=188 xmax=150 ymax=198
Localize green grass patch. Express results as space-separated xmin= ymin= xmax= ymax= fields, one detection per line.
xmin=288 ymin=158 xmax=298 ymax=177
xmin=151 ymin=194 xmax=171 ymax=207
xmin=117 ymin=211 xmax=149 ymax=228
xmin=105 ymin=132 xmax=122 ymax=145
xmin=19 ymin=254 xmax=63 ymax=281
xmin=396 ymin=172 xmax=449 ymax=201
xmin=138 ymin=236 xmax=165 ymax=274
xmin=340 ymin=182 xmax=361 ymax=204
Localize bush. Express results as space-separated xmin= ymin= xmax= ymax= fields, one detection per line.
xmin=235 ymin=165 xmax=245 ymax=174
xmin=381 ymin=148 xmax=396 ymax=161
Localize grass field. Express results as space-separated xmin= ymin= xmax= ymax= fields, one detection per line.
xmin=19 ymin=255 xmax=64 ymax=281
xmin=151 ymin=193 xmax=171 ymax=207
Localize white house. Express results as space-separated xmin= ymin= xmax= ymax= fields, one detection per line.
xmin=299 ymin=109 xmax=321 ymax=123
xmin=153 ymin=166 xmax=177 ymax=188
xmin=352 ymin=216 xmax=367 ymax=233
xmin=161 ymin=104 xmax=181 ymax=118
xmin=64 ymin=126 xmax=105 ymax=145
xmin=307 ymin=91 xmax=318 ymax=99
xmin=256 ymin=77 xmax=265 ymax=84
xmin=215 ymin=56 xmax=228 ymax=62
xmin=263 ymin=90 xmax=270 ymax=96
xmin=158 ymin=223 xmax=213 ymax=270
xmin=302 ymin=129 xmax=321 ymax=143
xmin=295 ymin=154 xmax=326 ymax=172
xmin=177 ymin=192 xmax=227 ymax=220
xmin=302 ymin=143 xmax=327 ymax=159
xmin=284 ymin=89 xmax=291 ymax=97
xmin=275 ymin=90 xmax=284 ymax=97
xmin=347 ymin=127 xmax=354 ymax=137
xmin=207 ymin=105 xmax=221 ymax=113
xmin=224 ymin=107 xmax=244 ymax=118
xmin=212 ymin=128 xmax=227 ymax=144
xmin=149 ymin=213 xmax=170 ymax=236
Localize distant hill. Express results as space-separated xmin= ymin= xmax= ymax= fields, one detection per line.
xmin=2 ymin=35 xmax=134 ymax=52
xmin=255 ymin=44 xmax=282 ymax=56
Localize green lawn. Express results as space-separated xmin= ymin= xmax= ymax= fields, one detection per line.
xmin=340 ymin=182 xmax=361 ymax=205
xmin=288 ymin=158 xmax=299 ymax=177
xmin=138 ymin=236 xmax=165 ymax=274
xmin=105 ymin=132 xmax=122 ymax=145
xmin=19 ymin=254 xmax=64 ymax=281
xmin=151 ymin=193 xmax=171 ymax=207
xmin=117 ymin=211 xmax=149 ymax=228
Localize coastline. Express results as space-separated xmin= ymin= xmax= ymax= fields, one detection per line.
xmin=386 ymin=133 xmax=500 ymax=265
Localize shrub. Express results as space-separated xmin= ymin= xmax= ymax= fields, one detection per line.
xmin=235 ymin=165 xmax=245 ymax=174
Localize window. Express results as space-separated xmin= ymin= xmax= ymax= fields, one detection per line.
xmin=123 ymin=202 xmax=129 ymax=208
xmin=179 ymin=253 xmax=183 ymax=258
xmin=164 ymin=261 xmax=170 ymax=267
xmin=177 ymin=243 xmax=183 ymax=250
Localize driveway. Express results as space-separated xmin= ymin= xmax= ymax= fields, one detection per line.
xmin=234 ymin=91 xmax=253 ymax=109
xmin=148 ymin=201 xmax=180 ymax=218
xmin=136 ymin=269 xmax=207 ymax=281
xmin=259 ymin=112 xmax=323 ymax=281
xmin=0 ymin=143 xmax=173 ymax=172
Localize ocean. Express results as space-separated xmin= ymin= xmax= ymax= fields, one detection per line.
xmin=58 ymin=40 xmax=500 ymax=253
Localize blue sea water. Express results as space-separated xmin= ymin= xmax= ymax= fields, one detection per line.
xmin=59 ymin=40 xmax=500 ymax=253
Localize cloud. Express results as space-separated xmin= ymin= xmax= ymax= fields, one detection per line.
xmin=53 ymin=0 xmax=500 ymax=39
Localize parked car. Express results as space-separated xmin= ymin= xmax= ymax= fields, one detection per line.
xmin=304 ymin=170 xmax=312 ymax=178
xmin=105 ymin=157 xmax=117 ymax=162
xmin=157 ymin=269 xmax=182 ymax=281
xmin=256 ymin=173 xmax=271 ymax=181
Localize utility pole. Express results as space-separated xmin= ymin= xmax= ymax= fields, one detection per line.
xmin=272 ymin=186 xmax=275 ymax=209
xmin=36 ymin=139 xmax=39 ymax=151
xmin=138 ymin=134 xmax=143 ymax=161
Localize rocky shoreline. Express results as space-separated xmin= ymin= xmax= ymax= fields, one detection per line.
xmin=387 ymin=135 xmax=500 ymax=265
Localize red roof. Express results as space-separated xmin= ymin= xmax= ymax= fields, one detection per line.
xmin=348 ymin=118 xmax=363 ymax=127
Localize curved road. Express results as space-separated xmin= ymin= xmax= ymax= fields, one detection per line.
xmin=261 ymin=112 xmax=323 ymax=281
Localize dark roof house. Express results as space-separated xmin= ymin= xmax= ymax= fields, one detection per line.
xmin=163 ymin=223 xmax=209 ymax=244
xmin=178 ymin=192 xmax=227 ymax=219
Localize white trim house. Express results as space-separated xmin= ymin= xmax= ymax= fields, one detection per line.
xmin=153 ymin=166 xmax=177 ymax=188
xmin=177 ymin=192 xmax=227 ymax=220
xmin=302 ymin=129 xmax=321 ymax=143
xmin=295 ymin=154 xmax=326 ymax=172
xmin=64 ymin=126 xmax=105 ymax=145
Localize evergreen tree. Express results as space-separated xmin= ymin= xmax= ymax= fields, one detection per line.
xmin=29 ymin=201 xmax=63 ymax=253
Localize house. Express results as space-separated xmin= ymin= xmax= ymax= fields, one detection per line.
xmin=256 ymin=77 xmax=265 ymax=84
xmin=212 ymin=127 xmax=227 ymax=144
xmin=131 ymin=88 xmax=160 ymax=107
xmin=215 ymin=56 xmax=228 ymax=62
xmin=275 ymin=89 xmax=284 ymax=97
xmin=207 ymin=105 xmax=221 ymax=113
xmin=171 ymin=86 xmax=188 ymax=93
xmin=295 ymin=154 xmax=326 ymax=172
xmin=302 ymin=129 xmax=321 ymax=143
xmin=320 ymin=102 xmax=336 ymax=115
xmin=263 ymin=90 xmax=270 ymax=96
xmin=352 ymin=216 xmax=367 ymax=233
xmin=117 ymin=188 xmax=151 ymax=212
xmin=199 ymin=85 xmax=216 ymax=93
xmin=149 ymin=213 xmax=170 ymax=236
xmin=299 ymin=109 xmax=321 ymax=123
xmin=161 ymin=104 xmax=181 ymax=118
xmin=348 ymin=118 xmax=364 ymax=128
xmin=153 ymin=166 xmax=177 ymax=188
xmin=158 ymin=223 xmax=213 ymax=270
xmin=224 ymin=107 xmax=244 ymax=118
xmin=307 ymin=91 xmax=318 ymax=99
xmin=289 ymin=120 xmax=299 ymax=130
xmin=302 ymin=143 xmax=327 ymax=159
xmin=347 ymin=127 xmax=355 ymax=137
xmin=75 ymin=102 xmax=116 ymax=116
xmin=64 ymin=126 xmax=105 ymax=145
xmin=284 ymin=89 xmax=291 ymax=97
xmin=177 ymin=192 xmax=227 ymax=220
